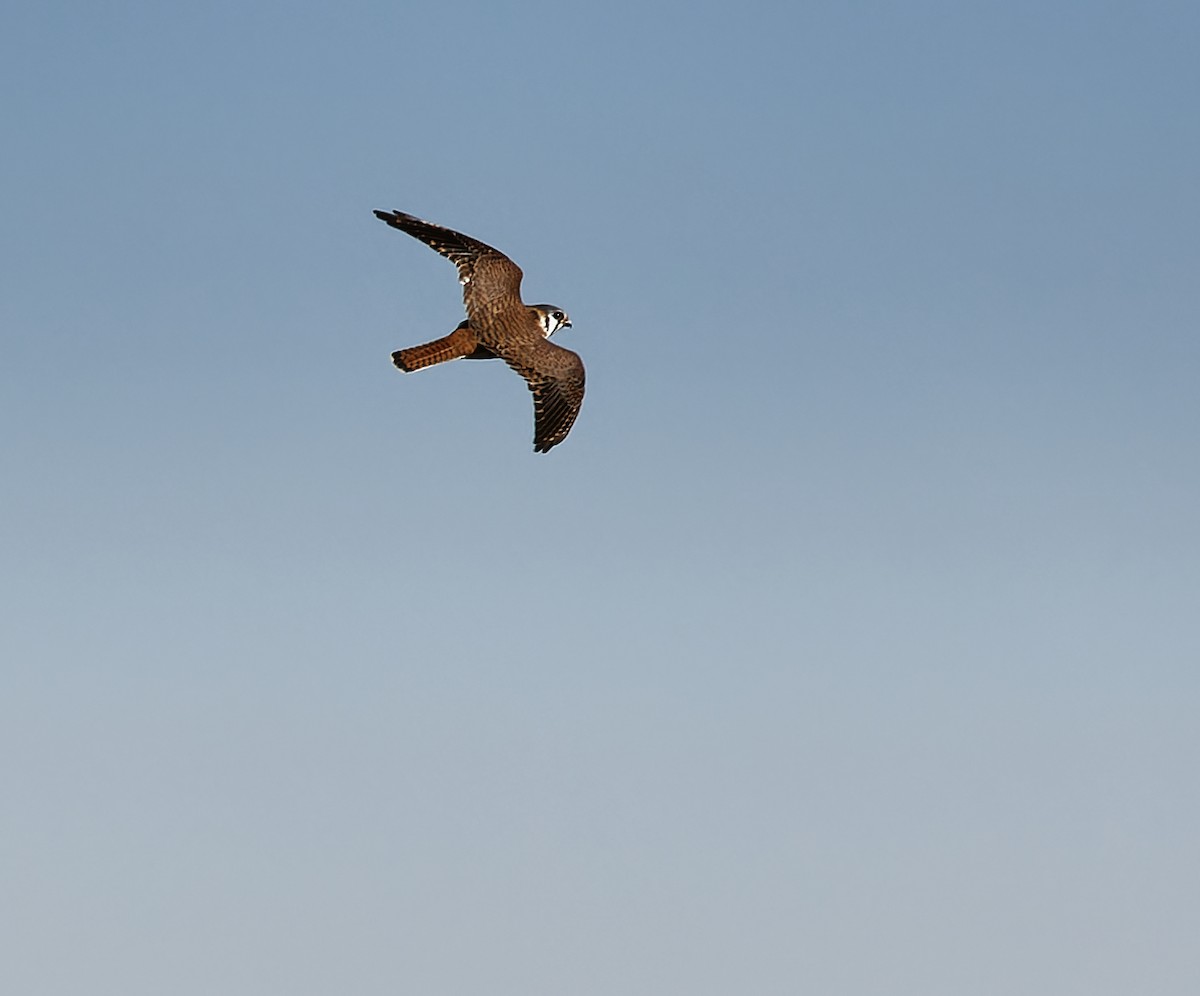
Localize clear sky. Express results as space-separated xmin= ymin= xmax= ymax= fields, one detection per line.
xmin=3 ymin=1 xmax=1198 ymax=993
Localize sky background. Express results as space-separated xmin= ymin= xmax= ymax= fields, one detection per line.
xmin=2 ymin=1 xmax=1199 ymax=993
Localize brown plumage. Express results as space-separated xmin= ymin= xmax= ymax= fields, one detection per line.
xmin=375 ymin=209 xmax=585 ymax=453
xmin=391 ymin=321 xmax=481 ymax=372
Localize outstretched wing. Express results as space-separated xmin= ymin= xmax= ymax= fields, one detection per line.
xmin=499 ymin=338 xmax=586 ymax=453
xmin=373 ymin=210 xmax=525 ymax=326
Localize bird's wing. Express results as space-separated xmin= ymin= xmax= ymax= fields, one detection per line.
xmin=374 ymin=210 xmax=525 ymax=326
xmin=498 ymin=338 xmax=586 ymax=453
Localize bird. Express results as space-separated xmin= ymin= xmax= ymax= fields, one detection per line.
xmin=374 ymin=209 xmax=585 ymax=453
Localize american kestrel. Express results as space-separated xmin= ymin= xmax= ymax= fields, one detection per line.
xmin=375 ymin=209 xmax=585 ymax=453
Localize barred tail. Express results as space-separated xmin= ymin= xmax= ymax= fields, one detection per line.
xmin=391 ymin=323 xmax=480 ymax=372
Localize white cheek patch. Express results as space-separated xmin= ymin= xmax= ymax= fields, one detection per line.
xmin=530 ymin=308 xmax=568 ymax=338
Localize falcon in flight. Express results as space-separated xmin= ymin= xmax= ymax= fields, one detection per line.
xmin=375 ymin=209 xmax=585 ymax=453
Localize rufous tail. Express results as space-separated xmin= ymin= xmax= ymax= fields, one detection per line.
xmin=391 ymin=323 xmax=480 ymax=372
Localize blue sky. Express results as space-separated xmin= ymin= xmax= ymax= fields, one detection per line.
xmin=3 ymin=2 xmax=1198 ymax=993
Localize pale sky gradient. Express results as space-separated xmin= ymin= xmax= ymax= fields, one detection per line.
xmin=3 ymin=2 xmax=1199 ymax=994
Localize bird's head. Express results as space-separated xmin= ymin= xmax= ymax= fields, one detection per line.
xmin=529 ymin=305 xmax=572 ymax=338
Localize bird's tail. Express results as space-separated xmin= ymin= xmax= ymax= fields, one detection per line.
xmin=391 ymin=322 xmax=480 ymax=372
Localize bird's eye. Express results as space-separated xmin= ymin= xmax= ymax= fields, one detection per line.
xmin=552 ymin=311 xmax=564 ymax=321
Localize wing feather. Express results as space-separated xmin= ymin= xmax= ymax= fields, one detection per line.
xmin=373 ymin=210 xmax=525 ymax=324
xmin=498 ymin=339 xmax=586 ymax=453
